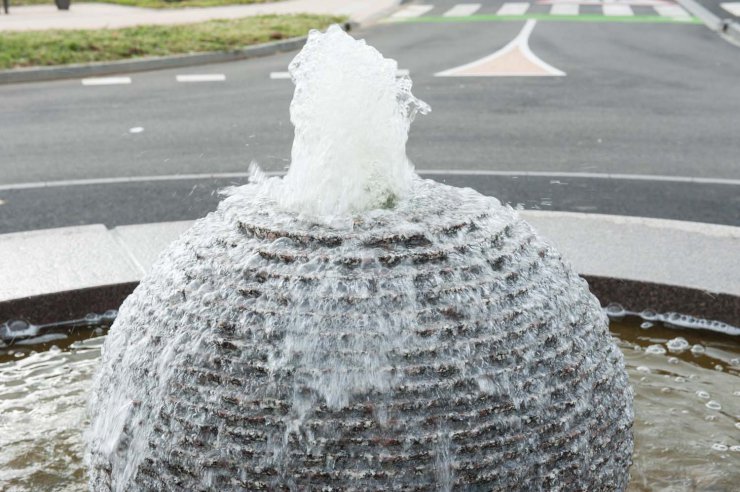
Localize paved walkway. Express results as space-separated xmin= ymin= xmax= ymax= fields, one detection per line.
xmin=0 ymin=0 xmax=399 ymax=31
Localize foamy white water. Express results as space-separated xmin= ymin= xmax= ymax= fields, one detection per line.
xmin=262 ymin=25 xmax=429 ymax=223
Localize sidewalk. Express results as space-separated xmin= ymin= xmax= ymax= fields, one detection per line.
xmin=0 ymin=0 xmax=399 ymax=32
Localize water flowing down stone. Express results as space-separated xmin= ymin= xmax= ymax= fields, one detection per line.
xmin=86 ymin=25 xmax=633 ymax=491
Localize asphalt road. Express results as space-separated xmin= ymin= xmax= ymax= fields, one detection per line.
xmin=1 ymin=1 xmax=739 ymax=232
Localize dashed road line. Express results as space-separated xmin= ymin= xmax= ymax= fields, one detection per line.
xmin=550 ymin=4 xmax=580 ymax=15
xmin=391 ymin=4 xmax=434 ymax=19
xmin=603 ymin=4 xmax=635 ymax=16
xmin=655 ymin=4 xmax=692 ymax=20
xmin=497 ymin=2 xmax=531 ymax=15
xmin=443 ymin=3 xmax=482 ymax=17
xmin=269 ymin=72 xmax=292 ymax=79
xmin=81 ymin=77 xmax=132 ymax=86
xmin=175 ymin=74 xmax=226 ymax=83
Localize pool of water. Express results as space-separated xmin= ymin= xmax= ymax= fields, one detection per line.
xmin=0 ymin=315 xmax=738 ymax=491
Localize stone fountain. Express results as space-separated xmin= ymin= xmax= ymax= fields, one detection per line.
xmin=86 ymin=26 xmax=633 ymax=491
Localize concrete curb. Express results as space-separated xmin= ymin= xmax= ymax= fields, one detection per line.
xmin=675 ymin=0 xmax=740 ymax=45
xmin=0 ymin=35 xmax=312 ymax=85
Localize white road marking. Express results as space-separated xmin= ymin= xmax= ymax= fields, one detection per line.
xmin=497 ymin=2 xmax=530 ymax=15
xmin=436 ymin=19 xmax=565 ymax=77
xmin=443 ymin=3 xmax=481 ymax=17
xmin=603 ymin=4 xmax=634 ymax=16
xmin=720 ymin=2 xmax=740 ymax=16
xmin=654 ymin=4 xmax=692 ymax=20
xmin=271 ymin=70 xmax=410 ymax=79
xmin=176 ymin=74 xmax=226 ymax=83
xmin=270 ymin=71 xmax=292 ymax=79
xmin=129 ymin=127 xmax=144 ymax=134
xmin=550 ymin=4 xmax=579 ymax=15
xmin=391 ymin=5 xmax=434 ymax=19
xmin=3 ymin=171 xmax=737 ymax=193
xmin=81 ymin=77 xmax=132 ymax=86
xmin=543 ymin=0 xmax=669 ymax=5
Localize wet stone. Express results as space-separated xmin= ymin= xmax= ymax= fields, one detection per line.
xmin=86 ymin=179 xmax=633 ymax=491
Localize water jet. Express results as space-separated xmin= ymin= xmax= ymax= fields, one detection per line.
xmin=86 ymin=25 xmax=634 ymax=490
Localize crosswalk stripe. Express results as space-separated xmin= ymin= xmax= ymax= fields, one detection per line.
xmin=81 ymin=77 xmax=132 ymax=86
xmin=603 ymin=4 xmax=634 ymax=16
xmin=443 ymin=3 xmax=481 ymax=17
xmin=654 ymin=4 xmax=692 ymax=20
xmin=497 ymin=2 xmax=530 ymax=15
xmin=391 ymin=5 xmax=434 ymax=19
xmin=550 ymin=4 xmax=579 ymax=15
xmin=720 ymin=2 xmax=740 ymax=16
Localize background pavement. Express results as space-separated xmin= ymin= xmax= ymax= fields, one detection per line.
xmin=0 ymin=0 xmax=738 ymax=310
xmin=1 ymin=1 xmax=738 ymax=234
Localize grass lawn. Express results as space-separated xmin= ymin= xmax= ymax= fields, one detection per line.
xmin=0 ymin=14 xmax=345 ymax=69
xmin=10 ymin=0 xmax=278 ymax=8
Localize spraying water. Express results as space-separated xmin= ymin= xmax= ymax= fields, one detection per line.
xmin=257 ymin=25 xmax=429 ymax=222
xmin=86 ymin=26 xmax=633 ymax=491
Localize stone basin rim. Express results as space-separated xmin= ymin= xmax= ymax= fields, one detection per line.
xmin=2 ymin=276 xmax=737 ymax=329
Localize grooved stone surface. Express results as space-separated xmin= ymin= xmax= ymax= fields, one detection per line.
xmin=87 ymin=180 xmax=634 ymax=491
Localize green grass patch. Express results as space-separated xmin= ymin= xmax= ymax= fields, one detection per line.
xmin=10 ymin=0 xmax=279 ymax=9
xmin=0 ymin=14 xmax=345 ymax=69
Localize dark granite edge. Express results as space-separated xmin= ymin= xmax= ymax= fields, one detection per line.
xmin=1 ymin=277 xmax=738 ymax=328
xmin=583 ymin=276 xmax=739 ymax=327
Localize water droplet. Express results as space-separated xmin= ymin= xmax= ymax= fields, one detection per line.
xmin=640 ymin=321 xmax=653 ymax=329
xmin=636 ymin=366 xmax=651 ymax=373
xmin=690 ymin=344 xmax=705 ymax=355
xmin=645 ymin=344 xmax=666 ymax=355
xmin=674 ymin=376 xmax=686 ymax=383
xmin=711 ymin=443 xmax=728 ymax=452
xmin=731 ymin=446 xmax=740 ymax=452
xmin=667 ymin=357 xmax=679 ymax=365
xmin=605 ymin=303 xmax=625 ymax=317
xmin=696 ymin=390 xmax=710 ymax=399
xmin=666 ymin=337 xmax=689 ymax=353
xmin=706 ymin=400 xmax=721 ymax=411
xmin=660 ymin=387 xmax=671 ymax=394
